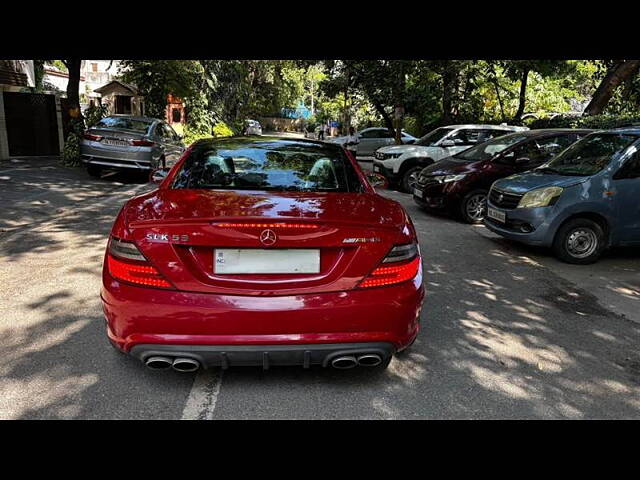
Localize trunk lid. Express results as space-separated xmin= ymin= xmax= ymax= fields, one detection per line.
xmin=122 ymin=189 xmax=410 ymax=296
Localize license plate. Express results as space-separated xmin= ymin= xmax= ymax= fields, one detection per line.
xmin=214 ymin=249 xmax=320 ymax=274
xmin=413 ymin=188 xmax=423 ymax=197
xmin=487 ymin=207 xmax=506 ymax=223
xmin=102 ymin=139 xmax=129 ymax=147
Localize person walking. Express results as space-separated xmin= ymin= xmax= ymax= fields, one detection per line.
xmin=343 ymin=126 xmax=359 ymax=159
xmin=317 ymin=124 xmax=324 ymax=140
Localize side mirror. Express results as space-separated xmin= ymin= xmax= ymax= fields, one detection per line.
xmin=366 ymin=172 xmax=389 ymax=189
xmin=150 ymin=167 xmax=170 ymax=184
xmin=440 ymin=139 xmax=455 ymax=147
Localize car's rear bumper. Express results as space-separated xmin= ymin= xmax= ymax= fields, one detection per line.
xmin=129 ymin=342 xmax=395 ymax=369
xmin=102 ymin=270 xmax=425 ymax=359
xmin=80 ymin=142 xmax=155 ymax=169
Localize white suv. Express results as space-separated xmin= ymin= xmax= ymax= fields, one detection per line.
xmin=373 ymin=124 xmax=528 ymax=192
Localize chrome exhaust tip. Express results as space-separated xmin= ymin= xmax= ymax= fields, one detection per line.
xmin=145 ymin=356 xmax=173 ymax=370
xmin=331 ymin=356 xmax=358 ymax=369
xmin=172 ymin=357 xmax=200 ymax=373
xmin=357 ymin=354 xmax=383 ymax=367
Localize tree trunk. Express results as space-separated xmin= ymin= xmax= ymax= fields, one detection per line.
xmin=393 ymin=62 xmax=406 ymax=144
xmin=584 ymin=60 xmax=640 ymax=115
xmin=62 ymin=58 xmax=83 ymax=135
xmin=442 ymin=63 xmax=456 ymax=124
xmin=371 ymin=98 xmax=395 ymax=135
xmin=512 ymin=68 xmax=529 ymax=122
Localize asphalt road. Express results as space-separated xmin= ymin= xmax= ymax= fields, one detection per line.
xmin=1 ymin=157 xmax=640 ymax=419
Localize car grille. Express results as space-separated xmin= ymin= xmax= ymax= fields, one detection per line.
xmin=375 ymin=151 xmax=385 ymax=160
xmin=489 ymin=187 xmax=523 ymax=209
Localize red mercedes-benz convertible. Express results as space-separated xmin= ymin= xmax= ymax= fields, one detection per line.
xmin=101 ymin=136 xmax=424 ymax=372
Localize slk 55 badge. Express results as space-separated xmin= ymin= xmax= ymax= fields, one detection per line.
xmin=146 ymin=234 xmax=189 ymax=242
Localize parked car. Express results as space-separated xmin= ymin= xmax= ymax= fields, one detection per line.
xmin=243 ymin=119 xmax=262 ymax=136
xmin=413 ymin=129 xmax=592 ymax=223
xmin=485 ymin=128 xmax=640 ymax=264
xmin=81 ymin=115 xmax=185 ymax=178
xmin=373 ymin=124 xmax=528 ymax=192
xmin=330 ymin=127 xmax=417 ymax=157
xmin=102 ymin=137 xmax=424 ymax=372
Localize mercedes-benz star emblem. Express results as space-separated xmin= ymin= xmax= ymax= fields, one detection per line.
xmin=497 ymin=194 xmax=504 ymax=203
xmin=260 ymin=229 xmax=277 ymax=246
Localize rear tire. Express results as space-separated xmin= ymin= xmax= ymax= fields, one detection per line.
xmin=552 ymin=218 xmax=606 ymax=264
xmin=460 ymin=189 xmax=488 ymax=224
xmin=401 ymin=166 xmax=424 ymax=193
xmin=87 ymin=165 xmax=102 ymax=178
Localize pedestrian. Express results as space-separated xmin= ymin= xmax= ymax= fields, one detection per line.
xmin=318 ymin=124 xmax=324 ymax=140
xmin=343 ymin=126 xmax=359 ymax=159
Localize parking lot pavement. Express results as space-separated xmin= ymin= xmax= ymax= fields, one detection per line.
xmin=1 ymin=163 xmax=639 ymax=419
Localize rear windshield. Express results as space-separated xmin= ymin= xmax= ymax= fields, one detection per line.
xmin=544 ymin=132 xmax=639 ymax=176
xmin=172 ymin=139 xmax=364 ymax=193
xmin=94 ymin=117 xmax=153 ymax=133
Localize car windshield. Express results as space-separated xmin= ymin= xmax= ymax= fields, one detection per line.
xmin=172 ymin=139 xmax=364 ymax=193
xmin=94 ymin=116 xmax=153 ymax=133
xmin=454 ymin=133 xmax=529 ymax=162
xmin=415 ymin=128 xmax=454 ymax=146
xmin=542 ymin=132 xmax=639 ymax=176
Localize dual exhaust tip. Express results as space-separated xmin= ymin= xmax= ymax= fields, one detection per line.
xmin=146 ymin=353 xmax=384 ymax=371
xmin=145 ymin=356 xmax=199 ymax=372
xmin=331 ymin=353 xmax=383 ymax=369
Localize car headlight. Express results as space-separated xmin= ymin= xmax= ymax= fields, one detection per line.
xmin=443 ymin=174 xmax=466 ymax=183
xmin=518 ymin=186 xmax=563 ymax=208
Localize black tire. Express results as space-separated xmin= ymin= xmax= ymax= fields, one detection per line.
xmin=552 ymin=218 xmax=606 ymax=264
xmin=460 ymin=189 xmax=488 ymax=224
xmin=401 ymin=165 xmax=424 ymax=193
xmin=87 ymin=165 xmax=102 ymax=178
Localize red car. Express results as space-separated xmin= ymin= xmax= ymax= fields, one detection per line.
xmin=101 ymin=137 xmax=424 ymax=372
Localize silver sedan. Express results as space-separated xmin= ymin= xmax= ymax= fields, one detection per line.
xmin=80 ymin=115 xmax=185 ymax=178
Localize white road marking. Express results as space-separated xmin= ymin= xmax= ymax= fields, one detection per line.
xmin=181 ymin=369 xmax=224 ymax=420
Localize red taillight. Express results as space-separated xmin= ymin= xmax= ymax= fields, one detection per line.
xmin=130 ymin=139 xmax=155 ymax=146
xmin=83 ymin=133 xmax=102 ymax=141
xmin=106 ymin=237 xmax=172 ymax=289
xmin=107 ymin=255 xmax=173 ymax=289
xmin=359 ymin=256 xmax=421 ymax=289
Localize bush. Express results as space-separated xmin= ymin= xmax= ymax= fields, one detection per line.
xmin=84 ymin=104 xmax=109 ymax=128
xmin=182 ymin=125 xmax=211 ymax=145
xmin=212 ymin=121 xmax=234 ymax=138
xmin=530 ymin=113 xmax=640 ymax=130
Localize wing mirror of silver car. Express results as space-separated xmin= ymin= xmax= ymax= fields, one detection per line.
xmin=150 ymin=167 xmax=170 ymax=184
xmin=366 ymin=172 xmax=389 ymax=190
xmin=440 ymin=140 xmax=455 ymax=147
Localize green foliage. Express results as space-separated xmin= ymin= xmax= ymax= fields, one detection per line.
xmin=60 ymin=119 xmax=85 ymax=167
xmin=212 ymin=121 xmax=234 ymax=138
xmin=530 ymin=113 xmax=640 ymax=130
xmin=119 ymin=60 xmax=205 ymax=119
xmin=84 ymin=103 xmax=109 ymax=128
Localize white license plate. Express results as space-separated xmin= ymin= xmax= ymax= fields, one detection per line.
xmin=102 ymin=139 xmax=129 ymax=147
xmin=413 ymin=188 xmax=423 ymax=197
xmin=214 ymin=249 xmax=320 ymax=274
xmin=487 ymin=208 xmax=506 ymax=223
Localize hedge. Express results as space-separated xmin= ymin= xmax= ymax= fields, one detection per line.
xmin=530 ymin=113 xmax=640 ymax=130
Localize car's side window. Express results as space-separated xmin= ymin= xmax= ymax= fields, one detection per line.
xmin=448 ymin=129 xmax=482 ymax=146
xmin=480 ymin=130 xmax=510 ymax=142
xmin=359 ymin=130 xmax=378 ymax=139
xmin=535 ymin=135 xmax=576 ymax=159
xmin=614 ymin=150 xmax=640 ymax=179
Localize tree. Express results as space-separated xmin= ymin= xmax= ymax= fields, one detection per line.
xmin=584 ymin=60 xmax=640 ymax=115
